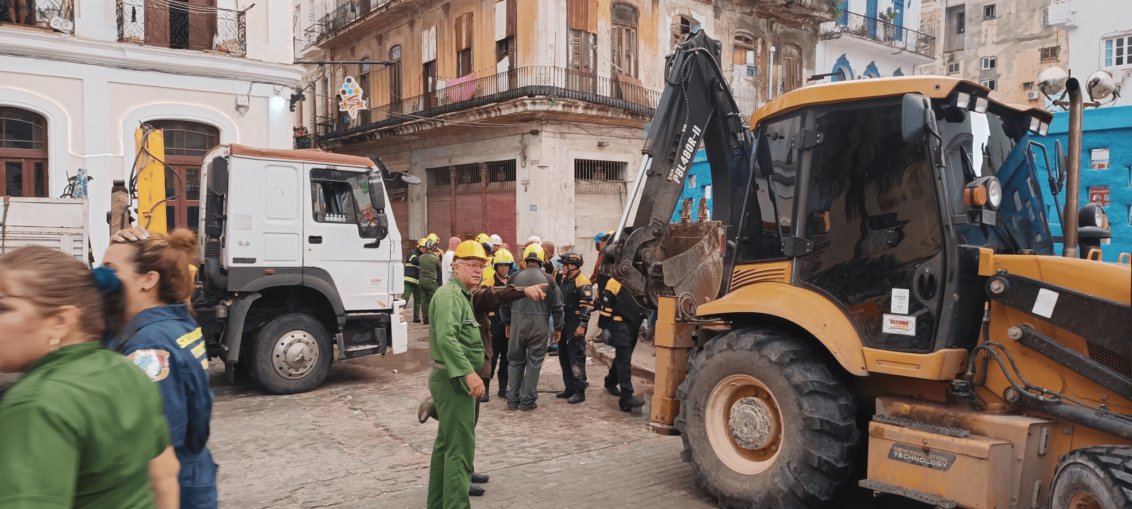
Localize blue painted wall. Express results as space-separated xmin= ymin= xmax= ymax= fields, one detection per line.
xmin=1033 ymin=106 xmax=1132 ymax=261
xmin=671 ymin=150 xmax=713 ymax=222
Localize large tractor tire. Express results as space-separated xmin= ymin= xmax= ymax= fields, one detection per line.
xmin=248 ymin=313 xmax=333 ymax=395
xmin=1050 ymin=446 xmax=1132 ymax=509
xmin=675 ymin=327 xmax=860 ymax=509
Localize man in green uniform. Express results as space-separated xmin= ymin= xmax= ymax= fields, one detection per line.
xmin=419 ymin=239 xmax=443 ymax=325
xmin=427 ymin=240 xmax=490 ymax=509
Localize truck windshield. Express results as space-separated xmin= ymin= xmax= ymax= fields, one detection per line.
xmin=937 ymin=105 xmax=1054 ymax=254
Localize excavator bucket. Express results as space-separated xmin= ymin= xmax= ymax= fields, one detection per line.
xmin=629 ymin=198 xmax=724 ymax=312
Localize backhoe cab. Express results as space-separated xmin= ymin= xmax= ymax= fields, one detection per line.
xmin=605 ymin=30 xmax=1132 ymax=509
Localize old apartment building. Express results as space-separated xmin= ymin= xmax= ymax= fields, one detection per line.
xmin=816 ymin=0 xmax=936 ymax=82
xmin=918 ymin=0 xmax=1068 ymax=104
xmin=293 ymin=0 xmax=832 ymax=268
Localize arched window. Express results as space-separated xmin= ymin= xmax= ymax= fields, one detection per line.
xmin=733 ymin=34 xmax=758 ymax=78
xmin=611 ymin=3 xmax=638 ymax=78
xmin=389 ymin=45 xmax=403 ymax=115
xmin=147 ymin=120 xmax=218 ymax=231
xmin=671 ymin=15 xmax=701 ymax=49
xmin=0 ymin=107 xmax=49 ymax=197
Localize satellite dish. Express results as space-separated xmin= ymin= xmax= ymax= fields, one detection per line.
xmin=1086 ymin=70 xmax=1116 ymax=101
xmin=1037 ymin=66 xmax=1069 ymax=96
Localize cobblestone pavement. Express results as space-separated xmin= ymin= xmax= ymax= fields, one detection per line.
xmin=1 ymin=322 xmax=925 ymax=508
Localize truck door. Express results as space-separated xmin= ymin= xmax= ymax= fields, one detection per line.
xmin=793 ymin=99 xmax=946 ymax=353
xmin=303 ymin=165 xmax=396 ymax=312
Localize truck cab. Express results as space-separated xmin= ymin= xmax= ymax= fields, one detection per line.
xmin=193 ymin=144 xmax=411 ymax=394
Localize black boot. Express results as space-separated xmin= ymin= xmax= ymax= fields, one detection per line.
xmin=423 ymin=317 xmax=429 ymax=325
xmin=556 ymin=390 xmax=574 ymax=399
xmin=413 ymin=317 xmax=421 ymax=323
xmin=568 ymin=391 xmax=585 ymax=404
xmin=481 ymin=381 xmax=491 ymax=403
xmin=620 ymin=395 xmax=646 ymax=412
xmin=604 ymin=383 xmax=621 ymax=397
xmin=472 ymin=472 xmax=490 ymax=483
xmin=497 ymin=385 xmax=507 ymax=398
xmin=469 ymin=484 xmax=485 ymax=496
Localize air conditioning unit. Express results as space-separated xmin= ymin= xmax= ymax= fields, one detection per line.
xmin=1026 ymin=90 xmax=1041 ymax=100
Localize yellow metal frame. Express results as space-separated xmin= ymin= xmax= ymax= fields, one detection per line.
xmin=749 ymin=76 xmax=1053 ymax=130
xmin=135 ymin=128 xmax=167 ymax=234
xmin=695 ymin=281 xmax=868 ymax=376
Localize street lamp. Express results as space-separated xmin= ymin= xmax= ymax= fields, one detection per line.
xmin=1035 ymin=65 xmax=1118 ymax=258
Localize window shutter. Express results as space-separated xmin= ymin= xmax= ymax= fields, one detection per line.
xmin=568 ymin=0 xmax=587 ymax=31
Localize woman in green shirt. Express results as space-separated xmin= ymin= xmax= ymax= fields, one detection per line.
xmin=0 ymin=246 xmax=180 ymax=509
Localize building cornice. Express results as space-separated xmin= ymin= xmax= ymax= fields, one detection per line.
xmin=0 ymin=28 xmax=304 ymax=86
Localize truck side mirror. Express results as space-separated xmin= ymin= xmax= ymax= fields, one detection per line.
xmin=399 ymin=173 xmax=422 ymax=185
xmin=1054 ymin=139 xmax=1068 ymax=189
xmin=901 ymin=93 xmax=933 ymax=144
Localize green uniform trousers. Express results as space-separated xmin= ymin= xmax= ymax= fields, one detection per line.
xmin=420 ymin=283 xmax=438 ymax=319
xmin=405 ymin=282 xmax=421 ymax=319
xmin=427 ymin=367 xmax=477 ymax=509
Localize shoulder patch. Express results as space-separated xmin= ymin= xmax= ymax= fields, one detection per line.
xmin=606 ymin=279 xmax=623 ymax=295
xmin=575 ymin=273 xmax=592 ymax=286
xmin=176 ymin=328 xmax=203 ymax=348
xmin=127 ymin=349 xmax=171 ymax=382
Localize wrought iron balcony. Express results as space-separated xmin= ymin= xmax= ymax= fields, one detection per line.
xmin=116 ymin=0 xmax=247 ymax=56
xmin=316 ymin=66 xmax=661 ymax=144
xmin=1 ymin=0 xmax=74 ymax=33
xmin=820 ymin=11 xmax=936 ymax=59
xmin=305 ymin=0 xmax=393 ymax=47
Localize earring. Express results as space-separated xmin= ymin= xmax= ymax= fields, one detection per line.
xmin=49 ymin=338 xmax=61 ymax=352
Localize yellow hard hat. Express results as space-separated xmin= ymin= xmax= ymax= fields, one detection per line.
xmin=428 ymin=233 xmax=440 ymax=243
xmin=454 ymin=240 xmax=490 ymax=262
xmin=475 ymin=233 xmax=491 ymax=244
xmin=493 ymin=248 xmax=515 ymax=267
xmin=418 ymin=238 xmax=428 ymax=247
xmin=522 ymin=243 xmax=545 ymax=264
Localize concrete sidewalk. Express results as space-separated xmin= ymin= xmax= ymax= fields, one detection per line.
xmin=585 ymin=338 xmax=657 ymax=381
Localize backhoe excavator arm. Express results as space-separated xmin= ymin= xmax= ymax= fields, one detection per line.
xmin=601 ymin=30 xmax=753 ymax=309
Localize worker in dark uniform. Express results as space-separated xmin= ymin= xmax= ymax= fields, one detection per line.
xmin=405 ymin=239 xmax=424 ymax=323
xmin=482 ymin=248 xmax=516 ymax=402
xmin=555 ymin=250 xmax=593 ymax=403
xmin=103 ymin=228 xmax=218 ymax=508
xmin=597 ymin=278 xmax=648 ymax=412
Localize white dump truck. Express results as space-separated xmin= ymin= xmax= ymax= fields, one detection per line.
xmin=190 ymin=145 xmax=416 ymax=394
xmin=0 ymin=196 xmax=89 ymax=263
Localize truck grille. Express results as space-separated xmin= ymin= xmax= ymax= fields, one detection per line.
xmin=1087 ymin=341 xmax=1132 ymax=379
xmin=209 ymin=157 xmax=229 ymax=194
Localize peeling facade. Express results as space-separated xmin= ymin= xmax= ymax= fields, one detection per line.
xmin=292 ymin=0 xmax=832 ymax=269
xmin=918 ymin=0 xmax=1068 ymax=105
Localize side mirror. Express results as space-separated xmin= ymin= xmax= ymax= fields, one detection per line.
xmin=1054 ymin=139 xmax=1067 ymax=189
xmin=399 ymin=173 xmax=422 ymax=185
xmin=901 ymin=93 xmax=934 ymax=144
xmin=368 ymin=155 xmax=422 ymax=185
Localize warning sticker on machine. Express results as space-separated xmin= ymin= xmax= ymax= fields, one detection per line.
xmin=882 ymin=314 xmax=916 ymax=336
xmin=888 ymin=443 xmax=956 ymax=471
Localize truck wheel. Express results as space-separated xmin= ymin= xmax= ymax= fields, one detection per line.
xmin=1050 ymin=446 xmax=1132 ymax=509
xmin=675 ymin=327 xmax=859 ymax=509
xmin=248 ymin=313 xmax=333 ymax=395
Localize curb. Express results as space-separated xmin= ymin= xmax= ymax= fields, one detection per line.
xmin=586 ymin=342 xmax=656 ymax=382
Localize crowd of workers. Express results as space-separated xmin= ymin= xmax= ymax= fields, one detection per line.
xmin=0 ymin=224 xmax=647 ymax=509
xmin=412 ymin=231 xmax=649 ymax=508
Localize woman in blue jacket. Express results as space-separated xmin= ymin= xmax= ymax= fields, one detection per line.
xmin=103 ymin=227 xmax=217 ymax=509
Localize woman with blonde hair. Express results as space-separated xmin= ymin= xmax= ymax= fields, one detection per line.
xmin=0 ymin=246 xmax=180 ymax=508
xmin=104 ymin=227 xmax=219 ymax=509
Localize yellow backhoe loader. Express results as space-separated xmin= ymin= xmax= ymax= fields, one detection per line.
xmin=602 ymin=31 xmax=1132 ymax=509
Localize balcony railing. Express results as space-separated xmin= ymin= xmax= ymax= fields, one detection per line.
xmin=1 ymin=0 xmax=74 ymax=32
xmin=820 ymin=11 xmax=936 ymax=59
xmin=316 ymin=66 xmax=661 ymax=142
xmin=116 ymin=0 xmax=247 ymax=56
xmin=306 ymin=0 xmax=393 ymax=47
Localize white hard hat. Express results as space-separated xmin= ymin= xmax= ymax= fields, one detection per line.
xmin=490 ymin=234 xmax=503 ymax=245
xmin=526 ymin=235 xmax=542 ymax=245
